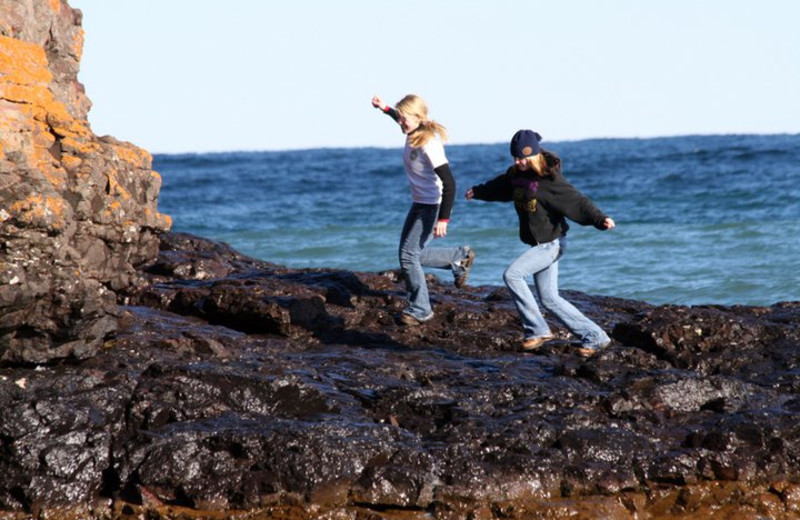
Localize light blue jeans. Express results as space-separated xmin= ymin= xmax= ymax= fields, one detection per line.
xmin=503 ymin=237 xmax=610 ymax=348
xmin=399 ymin=203 xmax=470 ymax=319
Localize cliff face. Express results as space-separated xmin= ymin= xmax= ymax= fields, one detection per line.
xmin=0 ymin=0 xmax=170 ymax=363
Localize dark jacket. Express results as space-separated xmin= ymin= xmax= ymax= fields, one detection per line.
xmin=471 ymin=151 xmax=608 ymax=246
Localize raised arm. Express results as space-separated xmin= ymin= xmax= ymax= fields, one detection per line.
xmin=371 ymin=94 xmax=399 ymax=123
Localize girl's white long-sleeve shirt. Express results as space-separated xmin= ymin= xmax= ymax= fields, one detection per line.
xmin=403 ymin=136 xmax=447 ymax=206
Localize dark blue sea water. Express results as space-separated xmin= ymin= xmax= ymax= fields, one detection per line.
xmin=154 ymin=134 xmax=800 ymax=306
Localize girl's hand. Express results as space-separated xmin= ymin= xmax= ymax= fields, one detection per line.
xmin=603 ymin=217 xmax=616 ymax=230
xmin=434 ymin=220 xmax=448 ymax=238
xmin=371 ymin=95 xmax=385 ymax=110
xmin=465 ymin=188 xmax=474 ymax=200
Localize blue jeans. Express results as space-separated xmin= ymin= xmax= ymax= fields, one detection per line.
xmin=503 ymin=237 xmax=609 ymax=348
xmin=399 ymin=203 xmax=470 ymax=319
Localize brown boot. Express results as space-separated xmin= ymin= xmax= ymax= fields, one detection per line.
xmin=521 ymin=335 xmax=554 ymax=351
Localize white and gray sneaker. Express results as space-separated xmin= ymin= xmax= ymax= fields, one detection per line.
xmin=454 ymin=248 xmax=475 ymax=289
xmin=399 ymin=312 xmax=435 ymax=326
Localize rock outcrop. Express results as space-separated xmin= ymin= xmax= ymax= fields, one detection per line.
xmin=1 ymin=232 xmax=797 ymax=519
xmin=0 ymin=0 xmax=171 ymax=363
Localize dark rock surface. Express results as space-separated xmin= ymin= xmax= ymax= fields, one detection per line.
xmin=1 ymin=231 xmax=797 ymax=519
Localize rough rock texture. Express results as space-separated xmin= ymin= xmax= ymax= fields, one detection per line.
xmin=0 ymin=232 xmax=797 ymax=519
xmin=0 ymin=0 xmax=171 ymax=363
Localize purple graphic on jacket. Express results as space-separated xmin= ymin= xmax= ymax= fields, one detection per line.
xmin=511 ymin=177 xmax=539 ymax=213
xmin=511 ymin=177 xmax=539 ymax=192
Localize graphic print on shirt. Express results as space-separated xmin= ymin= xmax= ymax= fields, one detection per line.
xmin=403 ymin=141 xmax=445 ymax=205
xmin=511 ymin=177 xmax=539 ymax=213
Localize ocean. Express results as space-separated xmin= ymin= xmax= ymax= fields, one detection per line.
xmin=153 ymin=134 xmax=800 ymax=307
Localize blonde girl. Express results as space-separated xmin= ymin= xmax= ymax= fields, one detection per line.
xmin=372 ymin=94 xmax=474 ymax=325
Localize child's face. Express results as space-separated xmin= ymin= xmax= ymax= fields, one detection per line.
xmin=398 ymin=112 xmax=421 ymax=134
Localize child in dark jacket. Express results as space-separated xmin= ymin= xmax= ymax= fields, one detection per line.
xmin=466 ymin=129 xmax=615 ymax=356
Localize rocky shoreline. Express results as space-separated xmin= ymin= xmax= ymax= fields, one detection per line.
xmin=1 ymin=231 xmax=798 ymax=519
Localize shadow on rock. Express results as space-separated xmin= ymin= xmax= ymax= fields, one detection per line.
xmin=0 ymin=232 xmax=798 ymax=519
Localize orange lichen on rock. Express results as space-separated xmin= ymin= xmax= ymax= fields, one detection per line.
xmin=106 ymin=169 xmax=133 ymax=201
xmin=0 ymin=33 xmax=96 ymax=189
xmin=60 ymin=134 xmax=99 ymax=156
xmin=109 ymin=141 xmax=152 ymax=170
xmin=9 ymin=194 xmax=69 ymax=231
xmin=1 ymin=0 xmax=171 ymax=367
xmin=0 ymin=35 xmax=91 ymax=144
xmin=144 ymin=206 xmax=173 ymax=230
xmin=60 ymin=152 xmax=82 ymax=171
xmin=102 ymin=200 xmax=125 ymax=223
xmin=70 ymin=27 xmax=84 ymax=60
xmin=0 ymin=35 xmax=52 ymax=85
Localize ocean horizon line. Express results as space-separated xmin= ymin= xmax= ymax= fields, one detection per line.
xmin=149 ymin=131 xmax=800 ymax=157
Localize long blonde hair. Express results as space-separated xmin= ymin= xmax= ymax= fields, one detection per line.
xmin=395 ymin=94 xmax=448 ymax=148
xmin=519 ymin=150 xmax=560 ymax=177
xmin=525 ymin=154 xmax=547 ymax=174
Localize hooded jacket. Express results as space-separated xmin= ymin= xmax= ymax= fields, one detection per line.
xmin=471 ymin=150 xmax=608 ymax=246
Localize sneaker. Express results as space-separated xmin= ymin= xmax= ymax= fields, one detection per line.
xmin=521 ymin=334 xmax=554 ymax=351
xmin=577 ymin=338 xmax=611 ymax=358
xmin=454 ymin=248 xmax=475 ymax=289
xmin=398 ymin=312 xmax=434 ymax=326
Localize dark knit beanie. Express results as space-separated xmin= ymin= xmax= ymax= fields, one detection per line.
xmin=510 ymin=129 xmax=542 ymax=158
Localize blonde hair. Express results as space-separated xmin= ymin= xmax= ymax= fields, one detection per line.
xmin=519 ymin=150 xmax=557 ymax=177
xmin=516 ymin=154 xmax=543 ymax=173
xmin=395 ymin=94 xmax=448 ymax=148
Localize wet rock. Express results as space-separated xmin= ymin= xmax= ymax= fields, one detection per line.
xmin=0 ymin=232 xmax=798 ymax=518
xmin=0 ymin=363 xmax=134 ymax=510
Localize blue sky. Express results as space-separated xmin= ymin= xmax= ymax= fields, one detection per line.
xmin=70 ymin=0 xmax=800 ymax=154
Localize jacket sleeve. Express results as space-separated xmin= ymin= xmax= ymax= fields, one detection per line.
xmin=547 ymin=177 xmax=608 ymax=229
xmin=434 ymin=163 xmax=456 ymax=221
xmin=471 ymin=170 xmax=514 ymax=202
xmin=383 ymin=106 xmax=400 ymax=124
